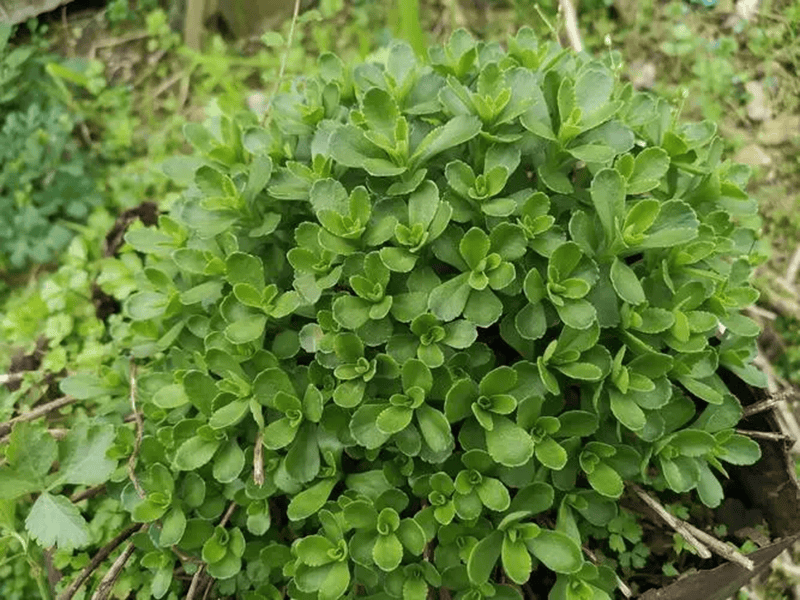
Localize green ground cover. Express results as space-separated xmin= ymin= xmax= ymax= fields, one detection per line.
xmin=0 ymin=1 xmax=798 ymax=598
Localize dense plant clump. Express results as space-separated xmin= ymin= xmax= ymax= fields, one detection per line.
xmin=0 ymin=24 xmax=101 ymax=271
xmin=3 ymin=27 xmax=768 ymax=599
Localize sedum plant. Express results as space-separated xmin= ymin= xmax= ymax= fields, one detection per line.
xmin=4 ymin=28 xmax=767 ymax=599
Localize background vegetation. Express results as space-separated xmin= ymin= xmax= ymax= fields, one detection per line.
xmin=0 ymin=0 xmax=798 ymax=598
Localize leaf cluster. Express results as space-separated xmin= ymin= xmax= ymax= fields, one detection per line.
xmin=0 ymin=24 xmax=102 ymax=271
xmin=3 ymin=27 xmax=768 ymax=599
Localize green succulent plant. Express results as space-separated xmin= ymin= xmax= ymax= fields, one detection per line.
xmin=1 ymin=27 xmax=767 ymax=600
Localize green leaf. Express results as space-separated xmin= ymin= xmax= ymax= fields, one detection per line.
xmin=59 ymin=374 xmax=107 ymax=399
xmin=410 ymin=115 xmax=483 ymax=167
xmin=636 ymin=201 xmax=699 ymax=249
xmin=429 ymin=273 xmax=471 ymax=322
xmin=408 ymin=180 xmax=440 ymax=228
xmin=527 ymin=529 xmax=583 ymax=574
xmin=160 ymin=508 xmax=187 ymax=546
xmin=350 ymin=405 xmax=392 ymax=449
xmin=152 ymin=384 xmax=190 ymax=409
xmin=535 ymin=437 xmax=568 ymax=471
xmin=333 ymin=295 xmax=371 ymax=330
xmin=590 ymin=169 xmax=625 ymax=246
xmin=226 ymin=252 xmax=266 ymax=289
xmin=125 ymin=291 xmax=169 ymax=321
xmin=0 ymin=470 xmax=42 ymax=500
xmin=319 ymin=561 xmax=350 ymax=600
xmin=719 ymin=434 xmax=761 ymax=465
xmin=25 ymin=492 xmax=90 ymax=550
xmin=330 ymin=126 xmax=405 ymax=176
xmin=586 ymin=462 xmax=623 ymax=498
xmin=467 ymin=530 xmax=503 ymax=584
xmin=209 ymin=399 xmax=250 ymax=429
xmin=296 ymin=535 xmax=336 ymax=566
xmin=416 ymin=405 xmax=454 ymax=454
xmin=225 ymin=315 xmax=267 ymax=344
xmin=213 ymin=439 xmax=245 ymax=483
xmin=609 ymin=391 xmax=646 ymax=431
xmin=285 ymin=424 xmax=320 ymax=483
xmin=5 ymin=422 xmax=57 ymax=481
xmin=56 ymin=424 xmax=117 ymax=487
xmin=373 ymin=534 xmax=404 ymax=571
xmin=397 ymin=518 xmax=427 ymax=555
xmin=610 ymin=258 xmax=645 ymax=305
xmin=486 ymin=417 xmax=534 ymax=467
xmin=627 ymin=147 xmax=670 ymax=195
xmin=288 ymin=478 xmax=338 ymax=521
xmin=477 ymin=477 xmax=511 ymax=512
xmin=669 ymin=429 xmax=716 ymax=457
xmin=660 ymin=455 xmax=700 ymax=493
xmin=377 ymin=406 xmax=414 ymax=434
xmin=460 ymin=227 xmax=491 ymax=271
xmin=502 ymin=536 xmax=532 ymax=584
xmin=174 ymin=436 xmax=221 ymax=471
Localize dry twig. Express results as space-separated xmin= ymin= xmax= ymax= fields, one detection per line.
xmin=128 ymin=360 xmax=145 ymax=498
xmin=262 ymin=0 xmax=302 ymax=125
xmin=631 ymin=485 xmax=712 ymax=559
xmin=736 ymin=428 xmax=793 ymax=442
xmin=633 ymin=485 xmax=756 ymax=569
xmin=743 ymin=396 xmax=785 ymax=417
xmin=59 ymin=524 xmax=142 ymax=600
xmin=558 ymin=0 xmax=583 ymax=53
xmin=70 ymin=484 xmax=106 ymax=504
xmin=0 ymin=396 xmax=76 ymax=438
xmin=254 ymin=431 xmax=265 ymax=486
xmin=681 ymin=521 xmax=754 ymax=570
xmin=90 ymin=539 xmax=138 ymax=600
xmin=781 ymin=244 xmax=800 ymax=290
xmin=186 ymin=502 xmax=237 ymax=599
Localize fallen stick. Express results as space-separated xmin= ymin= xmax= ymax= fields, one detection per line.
xmin=59 ymin=524 xmax=142 ymax=600
xmin=90 ymin=539 xmax=138 ymax=600
xmin=128 ymin=360 xmax=145 ymax=498
xmin=559 ymin=0 xmax=583 ymax=53
xmin=681 ymin=521 xmax=754 ymax=570
xmin=736 ymin=429 xmax=793 ymax=442
xmin=70 ymin=485 xmax=107 ymax=504
xmin=0 ymin=396 xmax=76 ymax=437
xmin=186 ymin=502 xmax=237 ymax=600
xmin=631 ymin=485 xmax=712 ymax=559
xmin=253 ymin=431 xmax=265 ymax=486
xmin=743 ymin=396 xmax=784 ymax=417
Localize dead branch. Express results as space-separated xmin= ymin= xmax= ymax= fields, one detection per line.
xmin=0 ymin=396 xmax=76 ymax=437
xmin=186 ymin=502 xmax=237 ymax=600
xmin=681 ymin=521 xmax=755 ymax=570
xmin=128 ymin=360 xmax=145 ymax=498
xmin=185 ymin=567 xmax=206 ymax=600
xmin=254 ymin=431 xmax=265 ymax=486
xmin=781 ymin=244 xmax=800 ymax=291
xmin=59 ymin=524 xmax=142 ymax=600
xmin=743 ymin=396 xmax=785 ymax=417
xmin=89 ymin=538 xmax=139 ymax=600
xmin=70 ymin=485 xmax=106 ymax=504
xmin=262 ymin=0 xmax=302 ymax=125
xmin=558 ymin=0 xmax=583 ymax=53
xmin=736 ymin=429 xmax=793 ymax=442
xmin=617 ymin=577 xmax=632 ymax=598
xmin=631 ymin=485 xmax=712 ymax=559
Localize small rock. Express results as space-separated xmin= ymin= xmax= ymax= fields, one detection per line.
xmin=629 ymin=61 xmax=657 ymax=90
xmin=734 ymin=143 xmax=771 ymax=167
xmin=758 ymin=114 xmax=800 ymax=146
xmin=745 ymin=80 xmax=771 ymax=122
